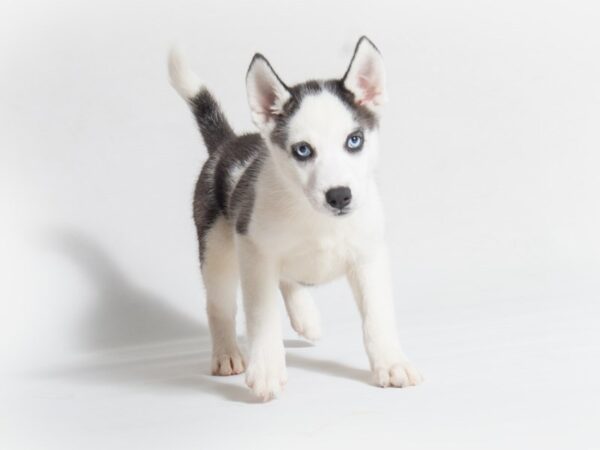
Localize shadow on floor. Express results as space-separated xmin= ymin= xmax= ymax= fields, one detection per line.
xmin=41 ymin=230 xmax=369 ymax=402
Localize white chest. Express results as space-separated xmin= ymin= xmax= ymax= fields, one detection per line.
xmin=280 ymin=237 xmax=350 ymax=285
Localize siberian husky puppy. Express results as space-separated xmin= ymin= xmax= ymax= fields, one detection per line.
xmin=169 ymin=37 xmax=422 ymax=401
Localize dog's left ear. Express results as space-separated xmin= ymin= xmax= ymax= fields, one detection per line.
xmin=342 ymin=36 xmax=387 ymax=111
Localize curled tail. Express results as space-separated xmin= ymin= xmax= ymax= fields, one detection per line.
xmin=168 ymin=46 xmax=235 ymax=153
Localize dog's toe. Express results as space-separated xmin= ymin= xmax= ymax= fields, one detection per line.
xmin=212 ymin=350 xmax=245 ymax=376
xmin=245 ymin=352 xmax=288 ymax=401
xmin=373 ymin=361 xmax=423 ymax=388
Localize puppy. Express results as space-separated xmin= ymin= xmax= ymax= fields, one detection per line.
xmin=168 ymin=37 xmax=422 ymax=401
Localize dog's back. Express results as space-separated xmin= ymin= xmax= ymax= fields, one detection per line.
xmin=169 ymin=48 xmax=267 ymax=260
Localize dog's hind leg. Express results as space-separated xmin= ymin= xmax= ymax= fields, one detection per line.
xmin=202 ymin=217 xmax=245 ymax=375
xmin=280 ymin=281 xmax=321 ymax=342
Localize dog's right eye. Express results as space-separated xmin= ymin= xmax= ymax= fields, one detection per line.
xmin=291 ymin=142 xmax=314 ymax=161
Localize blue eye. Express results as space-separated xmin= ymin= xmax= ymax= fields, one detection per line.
xmin=292 ymin=142 xmax=314 ymax=161
xmin=346 ymin=132 xmax=364 ymax=151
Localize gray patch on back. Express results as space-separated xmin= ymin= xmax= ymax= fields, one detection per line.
xmin=230 ymin=154 xmax=265 ymax=234
xmin=193 ymin=133 xmax=267 ymax=262
xmin=193 ymin=156 xmax=220 ymax=262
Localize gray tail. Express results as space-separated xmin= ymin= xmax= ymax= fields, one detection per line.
xmin=168 ymin=46 xmax=235 ymax=154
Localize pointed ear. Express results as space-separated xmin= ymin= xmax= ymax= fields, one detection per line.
xmin=342 ymin=36 xmax=387 ymax=111
xmin=246 ymin=54 xmax=291 ymax=129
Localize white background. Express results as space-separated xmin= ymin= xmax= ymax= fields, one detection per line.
xmin=2 ymin=0 xmax=599 ymax=448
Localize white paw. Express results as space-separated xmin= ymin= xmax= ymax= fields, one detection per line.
xmin=290 ymin=310 xmax=322 ymax=342
xmin=245 ymin=350 xmax=287 ymax=401
xmin=286 ymin=293 xmax=322 ymax=342
xmin=373 ymin=360 xmax=423 ymax=388
xmin=211 ymin=348 xmax=245 ymax=376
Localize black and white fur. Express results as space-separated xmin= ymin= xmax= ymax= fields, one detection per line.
xmin=169 ymin=37 xmax=422 ymax=401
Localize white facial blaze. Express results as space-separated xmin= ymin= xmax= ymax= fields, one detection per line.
xmin=270 ymin=91 xmax=379 ymax=215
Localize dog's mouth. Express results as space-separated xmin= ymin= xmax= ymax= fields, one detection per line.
xmin=326 ymin=206 xmax=352 ymax=217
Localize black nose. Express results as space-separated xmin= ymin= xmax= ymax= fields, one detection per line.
xmin=325 ymin=186 xmax=352 ymax=210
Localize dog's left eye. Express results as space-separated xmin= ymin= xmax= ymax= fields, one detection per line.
xmin=346 ymin=132 xmax=364 ymax=152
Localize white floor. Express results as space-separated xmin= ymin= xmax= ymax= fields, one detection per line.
xmin=4 ymin=272 xmax=599 ymax=449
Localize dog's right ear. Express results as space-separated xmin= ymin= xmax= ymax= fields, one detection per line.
xmin=246 ymin=54 xmax=291 ymax=129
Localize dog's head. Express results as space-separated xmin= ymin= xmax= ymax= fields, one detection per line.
xmin=246 ymin=37 xmax=386 ymax=217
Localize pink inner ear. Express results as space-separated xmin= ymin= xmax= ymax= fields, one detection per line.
xmin=257 ymin=78 xmax=285 ymax=117
xmin=357 ymin=74 xmax=382 ymax=105
xmin=354 ymin=53 xmax=382 ymax=105
xmin=257 ymin=79 xmax=277 ymax=114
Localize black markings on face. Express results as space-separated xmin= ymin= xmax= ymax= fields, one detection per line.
xmin=270 ymin=79 xmax=378 ymax=150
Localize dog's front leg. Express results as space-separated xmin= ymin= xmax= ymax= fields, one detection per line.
xmin=347 ymin=246 xmax=423 ymax=388
xmin=238 ymin=239 xmax=286 ymax=401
